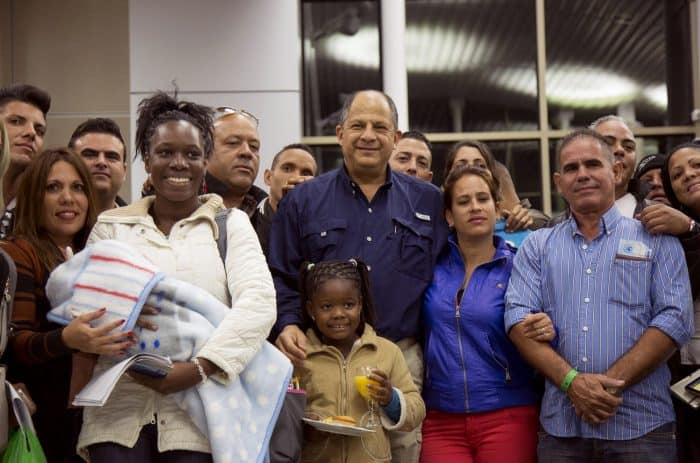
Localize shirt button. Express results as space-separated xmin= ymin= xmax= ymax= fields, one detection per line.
xmin=366 ymin=236 xmax=372 ymax=242
xmin=586 ymin=268 xmax=592 ymax=274
xmin=368 ymin=208 xmax=373 ymax=213
xmin=584 ymin=297 xmax=590 ymax=303
xmin=582 ymin=244 xmax=588 ymax=250
xmin=582 ymin=356 xmax=588 ymax=363
xmin=367 ymin=265 xmax=372 ymax=271
xmin=582 ymin=326 xmax=588 ymax=332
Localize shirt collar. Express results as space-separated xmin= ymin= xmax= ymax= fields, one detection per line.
xmin=337 ymin=164 xmax=394 ymax=192
xmin=447 ymin=232 xmax=512 ymax=266
xmin=566 ymin=203 xmax=621 ymax=238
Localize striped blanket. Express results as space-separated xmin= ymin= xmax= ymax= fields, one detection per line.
xmin=46 ymin=240 xmax=291 ymax=463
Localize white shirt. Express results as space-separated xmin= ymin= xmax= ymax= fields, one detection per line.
xmin=615 ymin=192 xmax=637 ymax=218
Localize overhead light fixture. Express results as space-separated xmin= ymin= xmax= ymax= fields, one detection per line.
xmin=493 ymin=64 xmax=639 ymax=108
xmin=316 ymin=24 xmax=494 ymax=72
xmin=642 ymin=83 xmax=668 ymax=109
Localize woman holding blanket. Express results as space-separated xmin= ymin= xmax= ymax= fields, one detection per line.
xmin=78 ymin=92 xmax=275 ymax=462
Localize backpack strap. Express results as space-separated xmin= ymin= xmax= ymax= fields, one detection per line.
xmin=215 ymin=209 xmax=231 ymax=264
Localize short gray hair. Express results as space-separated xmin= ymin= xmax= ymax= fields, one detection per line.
xmin=338 ymin=90 xmax=399 ymax=130
xmin=555 ymin=128 xmax=615 ymax=171
xmin=589 ymin=114 xmax=629 ymax=130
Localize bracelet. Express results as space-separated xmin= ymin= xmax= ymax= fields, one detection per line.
xmin=560 ymin=369 xmax=578 ymax=392
xmin=193 ymin=358 xmax=208 ymax=384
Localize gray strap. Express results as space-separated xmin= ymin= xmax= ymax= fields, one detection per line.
xmin=215 ymin=209 xmax=230 ymax=264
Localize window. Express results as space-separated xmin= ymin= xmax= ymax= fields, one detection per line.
xmin=301 ymin=0 xmax=698 ymax=215
xmin=302 ymin=1 xmax=381 ymax=136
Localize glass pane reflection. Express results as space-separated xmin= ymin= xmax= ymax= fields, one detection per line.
xmin=406 ymin=0 xmax=538 ymax=132
xmin=302 ymin=1 xmax=381 ymax=136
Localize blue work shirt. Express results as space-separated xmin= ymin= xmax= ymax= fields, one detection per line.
xmin=505 ymin=205 xmax=694 ymax=440
xmin=269 ymin=167 xmax=448 ymax=342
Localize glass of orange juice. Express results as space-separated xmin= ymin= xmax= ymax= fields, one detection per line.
xmin=354 ymin=366 xmax=380 ymax=429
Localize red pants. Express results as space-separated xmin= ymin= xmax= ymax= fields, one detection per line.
xmin=421 ymin=405 xmax=538 ymax=463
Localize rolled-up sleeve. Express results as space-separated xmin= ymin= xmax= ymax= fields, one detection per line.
xmin=504 ymin=233 xmax=543 ymax=332
xmin=648 ymin=234 xmax=694 ymax=347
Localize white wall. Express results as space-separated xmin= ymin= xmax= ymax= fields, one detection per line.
xmin=129 ymin=0 xmax=302 ymax=200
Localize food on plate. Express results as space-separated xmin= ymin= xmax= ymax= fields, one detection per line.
xmin=322 ymin=415 xmax=357 ymax=426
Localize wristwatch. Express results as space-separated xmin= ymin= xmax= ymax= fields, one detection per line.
xmin=689 ymin=219 xmax=700 ymax=234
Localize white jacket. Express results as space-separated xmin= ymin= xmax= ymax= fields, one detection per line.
xmin=77 ymin=194 xmax=276 ymax=457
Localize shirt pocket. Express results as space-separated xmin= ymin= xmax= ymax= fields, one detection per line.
xmin=300 ymin=218 xmax=347 ymax=262
xmin=393 ymin=216 xmax=434 ymax=282
xmin=610 ymin=258 xmax=652 ymax=308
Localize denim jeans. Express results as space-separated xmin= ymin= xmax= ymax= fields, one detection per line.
xmin=537 ymin=423 xmax=677 ymax=463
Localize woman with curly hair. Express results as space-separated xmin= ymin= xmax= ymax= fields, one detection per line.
xmin=78 ymin=91 xmax=275 ymax=463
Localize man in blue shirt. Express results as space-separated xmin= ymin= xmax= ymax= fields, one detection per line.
xmin=269 ymin=89 xmax=447 ymax=461
xmin=505 ymin=128 xmax=693 ymax=463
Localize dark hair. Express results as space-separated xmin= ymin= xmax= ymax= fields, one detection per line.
xmin=270 ymin=143 xmax=316 ymax=171
xmin=662 ymin=142 xmax=700 ymax=217
xmin=339 ymin=90 xmax=398 ymax=130
xmin=0 ymin=84 xmax=51 ymax=116
xmin=401 ymin=130 xmax=432 ymax=152
xmin=443 ymin=164 xmax=501 ymax=214
xmin=555 ymin=128 xmax=614 ymax=170
xmin=14 ymin=148 xmax=97 ymax=271
xmin=443 ymin=140 xmax=496 ymax=180
xmin=68 ymin=118 xmax=127 ymax=162
xmin=134 ymin=91 xmax=214 ymax=161
xmin=299 ymin=259 xmax=376 ymax=339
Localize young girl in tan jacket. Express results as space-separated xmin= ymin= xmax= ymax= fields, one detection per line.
xmin=295 ymin=259 xmax=425 ymax=462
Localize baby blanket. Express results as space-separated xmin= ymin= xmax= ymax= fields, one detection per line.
xmin=46 ymin=240 xmax=291 ymax=463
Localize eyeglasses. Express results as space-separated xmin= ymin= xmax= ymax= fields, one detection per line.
xmin=214 ymin=106 xmax=259 ymax=127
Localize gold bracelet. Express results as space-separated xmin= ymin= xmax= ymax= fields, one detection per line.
xmin=193 ymin=358 xmax=207 ymax=384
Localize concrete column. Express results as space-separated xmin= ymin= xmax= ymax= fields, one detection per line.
xmin=380 ymin=0 xmax=408 ymax=131
xmin=129 ymin=0 xmax=302 ymax=200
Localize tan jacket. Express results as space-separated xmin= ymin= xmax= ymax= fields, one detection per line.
xmin=77 ymin=194 xmax=275 ymax=458
xmin=297 ymin=325 xmax=425 ymax=463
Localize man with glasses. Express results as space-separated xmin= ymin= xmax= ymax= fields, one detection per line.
xmin=206 ymin=107 xmax=267 ymax=217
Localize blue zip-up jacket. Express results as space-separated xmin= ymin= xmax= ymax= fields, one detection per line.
xmin=422 ymin=234 xmax=541 ymax=413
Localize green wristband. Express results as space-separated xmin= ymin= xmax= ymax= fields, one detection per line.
xmin=560 ymin=369 xmax=578 ymax=392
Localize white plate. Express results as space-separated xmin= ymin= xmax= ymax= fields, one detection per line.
xmin=302 ymin=418 xmax=375 ymax=437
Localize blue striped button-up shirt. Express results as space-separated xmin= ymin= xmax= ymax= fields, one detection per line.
xmin=504 ymin=205 xmax=693 ymax=440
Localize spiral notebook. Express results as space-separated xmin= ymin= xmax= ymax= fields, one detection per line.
xmin=73 ymin=353 xmax=173 ymax=407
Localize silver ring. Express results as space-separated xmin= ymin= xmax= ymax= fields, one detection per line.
xmin=540 ymin=328 xmax=545 ymax=335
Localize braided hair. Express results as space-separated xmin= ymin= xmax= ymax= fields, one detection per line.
xmin=134 ymin=91 xmax=214 ymax=161
xmin=299 ymin=259 xmax=376 ymax=338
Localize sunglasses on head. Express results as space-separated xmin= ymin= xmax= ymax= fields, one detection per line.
xmin=214 ymin=107 xmax=259 ymax=127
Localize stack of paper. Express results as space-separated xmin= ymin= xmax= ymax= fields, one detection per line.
xmin=73 ymin=353 xmax=173 ymax=407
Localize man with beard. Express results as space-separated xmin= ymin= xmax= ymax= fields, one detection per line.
xmin=69 ymin=118 xmax=128 ymax=213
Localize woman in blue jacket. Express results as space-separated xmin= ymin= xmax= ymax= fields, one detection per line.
xmin=421 ymin=165 xmax=553 ymax=463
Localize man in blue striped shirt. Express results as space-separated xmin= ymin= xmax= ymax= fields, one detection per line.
xmin=505 ymin=128 xmax=693 ymax=463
